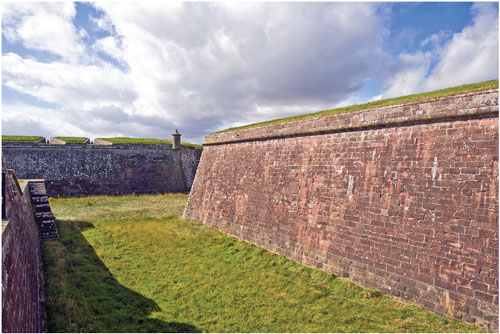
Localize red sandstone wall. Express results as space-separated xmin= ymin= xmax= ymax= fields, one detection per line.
xmin=184 ymin=89 xmax=499 ymax=329
xmin=2 ymin=161 xmax=46 ymax=333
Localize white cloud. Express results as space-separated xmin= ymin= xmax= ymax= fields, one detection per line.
xmin=4 ymin=2 xmax=393 ymax=143
xmin=89 ymin=12 xmax=114 ymax=33
xmin=2 ymin=102 xmax=85 ymax=139
xmin=424 ymin=3 xmax=499 ymax=90
xmin=2 ymin=53 xmax=136 ymax=111
xmin=382 ymin=51 xmax=433 ymax=98
xmin=2 ymin=2 xmax=85 ymax=62
xmin=367 ymin=94 xmax=382 ymax=102
xmin=420 ymin=30 xmax=451 ymax=48
xmin=78 ymin=27 xmax=89 ymax=40
xmin=93 ymin=2 xmax=391 ymax=134
xmin=382 ymin=2 xmax=498 ymax=98
xmin=20 ymin=3 xmax=498 ymax=144
xmin=4 ymin=2 xmax=498 ymax=144
xmin=92 ymin=36 xmax=126 ymax=65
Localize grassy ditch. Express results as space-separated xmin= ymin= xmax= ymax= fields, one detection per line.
xmin=214 ymin=79 xmax=498 ymax=135
xmin=45 ymin=194 xmax=485 ymax=333
xmin=96 ymin=137 xmax=202 ymax=148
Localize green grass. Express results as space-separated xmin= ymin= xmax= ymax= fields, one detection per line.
xmin=45 ymin=194 xmax=485 ymax=333
xmin=2 ymin=135 xmax=43 ymax=142
xmin=214 ymin=79 xmax=499 ymax=134
xmin=96 ymin=137 xmax=202 ymax=148
xmin=53 ymin=137 xmax=89 ymax=143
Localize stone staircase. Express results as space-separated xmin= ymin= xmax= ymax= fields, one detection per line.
xmin=28 ymin=181 xmax=59 ymax=241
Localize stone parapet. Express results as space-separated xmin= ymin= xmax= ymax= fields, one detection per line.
xmin=205 ymin=89 xmax=498 ymax=145
xmin=2 ymin=160 xmax=46 ymax=333
xmin=185 ymin=89 xmax=499 ymax=330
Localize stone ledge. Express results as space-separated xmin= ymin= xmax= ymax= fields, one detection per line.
xmin=204 ymin=89 xmax=499 ymax=145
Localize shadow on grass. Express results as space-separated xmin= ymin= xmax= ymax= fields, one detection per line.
xmin=42 ymin=220 xmax=200 ymax=333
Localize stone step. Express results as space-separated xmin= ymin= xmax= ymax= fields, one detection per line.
xmin=28 ymin=185 xmax=47 ymax=195
xmin=40 ymin=230 xmax=58 ymax=236
xmin=39 ymin=219 xmax=56 ymax=228
xmin=31 ymin=195 xmax=49 ymax=205
xmin=29 ymin=182 xmax=59 ymax=241
xmin=40 ymin=231 xmax=58 ymax=236
xmin=30 ymin=187 xmax=47 ymax=196
xmin=35 ymin=212 xmax=54 ymax=221
xmin=28 ymin=181 xmax=59 ymax=241
xmin=29 ymin=182 xmax=46 ymax=189
xmin=34 ymin=203 xmax=51 ymax=212
xmin=40 ymin=232 xmax=59 ymax=241
xmin=40 ymin=230 xmax=57 ymax=235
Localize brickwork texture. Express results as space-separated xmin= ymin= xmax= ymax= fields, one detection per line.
xmin=2 ymin=144 xmax=202 ymax=197
xmin=184 ymin=89 xmax=499 ymax=329
xmin=2 ymin=161 xmax=46 ymax=333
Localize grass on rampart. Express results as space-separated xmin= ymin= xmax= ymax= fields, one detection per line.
xmin=2 ymin=135 xmax=43 ymax=142
xmin=53 ymin=137 xmax=89 ymax=143
xmin=96 ymin=137 xmax=202 ymax=148
xmin=214 ymin=79 xmax=498 ymax=134
xmin=44 ymin=194 xmax=484 ymax=333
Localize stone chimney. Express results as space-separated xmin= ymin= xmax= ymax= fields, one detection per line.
xmin=172 ymin=129 xmax=181 ymax=149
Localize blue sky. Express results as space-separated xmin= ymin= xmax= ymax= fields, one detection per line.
xmin=2 ymin=2 xmax=498 ymax=144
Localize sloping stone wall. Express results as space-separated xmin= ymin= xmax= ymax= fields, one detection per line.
xmin=184 ymin=89 xmax=499 ymax=329
xmin=2 ymin=144 xmax=202 ymax=197
xmin=2 ymin=161 xmax=46 ymax=333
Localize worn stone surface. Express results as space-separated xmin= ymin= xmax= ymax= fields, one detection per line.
xmin=2 ymin=160 xmax=46 ymax=333
xmin=184 ymin=89 xmax=499 ymax=329
xmin=2 ymin=143 xmax=202 ymax=197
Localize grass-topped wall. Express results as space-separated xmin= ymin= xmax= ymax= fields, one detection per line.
xmin=185 ymin=86 xmax=499 ymax=330
xmin=2 ymin=135 xmax=45 ymax=143
xmin=214 ymin=79 xmax=498 ymax=135
xmin=96 ymin=137 xmax=202 ymax=148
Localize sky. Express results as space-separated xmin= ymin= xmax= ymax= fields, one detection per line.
xmin=2 ymin=2 xmax=499 ymax=144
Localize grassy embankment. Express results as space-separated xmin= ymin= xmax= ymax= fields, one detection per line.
xmin=96 ymin=137 xmax=202 ymax=148
xmin=215 ymin=79 xmax=498 ymax=134
xmin=2 ymin=135 xmax=43 ymax=142
xmin=44 ymin=194 xmax=484 ymax=333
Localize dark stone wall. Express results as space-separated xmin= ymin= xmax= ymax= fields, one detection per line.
xmin=2 ymin=161 xmax=46 ymax=333
xmin=2 ymin=144 xmax=202 ymax=197
xmin=184 ymin=89 xmax=499 ymax=329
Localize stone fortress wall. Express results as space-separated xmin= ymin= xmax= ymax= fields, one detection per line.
xmin=184 ymin=89 xmax=499 ymax=329
xmin=3 ymin=140 xmax=202 ymax=197
xmin=2 ymin=160 xmax=47 ymax=333
xmin=1 ymin=133 xmax=202 ymax=332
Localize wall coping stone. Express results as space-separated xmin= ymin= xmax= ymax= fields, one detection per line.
xmin=1 ymin=180 xmax=45 ymax=236
xmin=204 ymin=89 xmax=499 ymax=145
xmin=49 ymin=137 xmax=66 ymax=145
xmin=94 ymin=138 xmax=112 ymax=145
xmin=2 ymin=219 xmax=9 ymax=233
